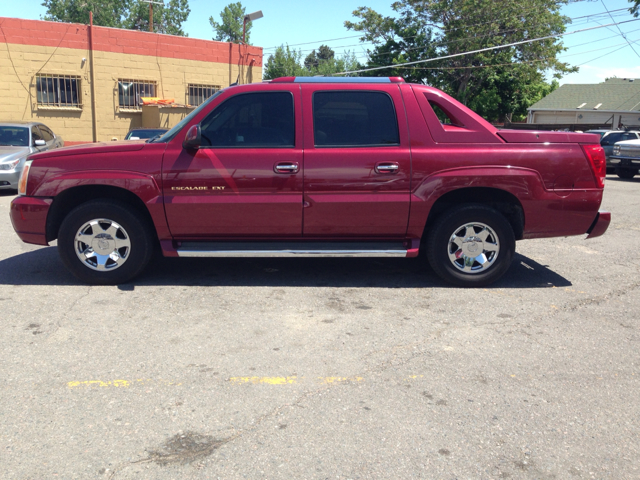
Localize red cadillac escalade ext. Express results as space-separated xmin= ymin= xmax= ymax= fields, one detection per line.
xmin=10 ymin=77 xmax=610 ymax=287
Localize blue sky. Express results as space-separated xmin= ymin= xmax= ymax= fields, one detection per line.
xmin=2 ymin=0 xmax=639 ymax=84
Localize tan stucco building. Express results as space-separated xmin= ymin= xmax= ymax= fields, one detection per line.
xmin=0 ymin=17 xmax=263 ymax=144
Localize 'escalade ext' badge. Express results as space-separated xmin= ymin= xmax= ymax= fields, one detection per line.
xmin=171 ymin=186 xmax=226 ymax=191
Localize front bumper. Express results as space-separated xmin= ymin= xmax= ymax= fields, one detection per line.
xmin=586 ymin=211 xmax=611 ymax=239
xmin=609 ymin=156 xmax=640 ymax=169
xmin=0 ymin=169 xmax=20 ymax=189
xmin=10 ymin=196 xmax=52 ymax=246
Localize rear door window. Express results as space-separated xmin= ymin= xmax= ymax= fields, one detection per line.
xmin=313 ymin=91 xmax=399 ymax=147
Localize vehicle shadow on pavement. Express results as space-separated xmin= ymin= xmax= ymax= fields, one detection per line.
xmin=0 ymin=247 xmax=571 ymax=288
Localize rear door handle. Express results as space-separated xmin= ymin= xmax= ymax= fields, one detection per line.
xmin=375 ymin=162 xmax=399 ymax=174
xmin=274 ymin=162 xmax=299 ymax=174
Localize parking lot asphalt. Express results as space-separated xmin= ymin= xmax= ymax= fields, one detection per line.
xmin=0 ymin=175 xmax=639 ymax=479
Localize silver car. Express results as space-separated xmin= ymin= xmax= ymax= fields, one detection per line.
xmin=0 ymin=121 xmax=64 ymax=191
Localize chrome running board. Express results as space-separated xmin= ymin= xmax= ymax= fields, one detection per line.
xmin=176 ymin=241 xmax=408 ymax=258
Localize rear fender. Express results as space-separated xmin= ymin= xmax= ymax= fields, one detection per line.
xmin=408 ymin=167 xmax=544 ymax=238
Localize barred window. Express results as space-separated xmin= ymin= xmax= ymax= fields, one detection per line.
xmin=118 ymin=79 xmax=156 ymax=110
xmin=36 ymin=74 xmax=81 ymax=108
xmin=188 ymin=84 xmax=220 ymax=106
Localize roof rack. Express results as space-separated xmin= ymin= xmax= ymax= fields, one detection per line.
xmin=270 ymin=77 xmax=405 ymax=84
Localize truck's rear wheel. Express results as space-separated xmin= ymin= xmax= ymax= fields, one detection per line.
xmin=426 ymin=205 xmax=515 ymax=287
xmin=58 ymin=200 xmax=154 ymax=285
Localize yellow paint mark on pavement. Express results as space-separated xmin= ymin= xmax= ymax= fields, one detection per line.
xmin=67 ymin=379 xmax=181 ymax=389
xmin=320 ymin=376 xmax=363 ymax=384
xmin=229 ymin=376 xmax=297 ymax=385
xmin=68 ymin=380 xmax=131 ymax=388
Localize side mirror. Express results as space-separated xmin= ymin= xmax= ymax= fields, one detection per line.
xmin=183 ymin=125 xmax=201 ymax=150
xmin=34 ymin=139 xmax=46 ymax=147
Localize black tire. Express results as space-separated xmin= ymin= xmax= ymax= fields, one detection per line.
xmin=58 ymin=199 xmax=155 ymax=285
xmin=426 ymin=205 xmax=515 ymax=287
xmin=616 ymin=167 xmax=638 ymax=179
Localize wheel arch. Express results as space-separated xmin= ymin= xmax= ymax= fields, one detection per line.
xmin=46 ymin=185 xmax=157 ymax=243
xmin=423 ymin=187 xmax=525 ymax=241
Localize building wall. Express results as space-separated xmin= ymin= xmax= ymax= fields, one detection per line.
xmin=0 ymin=17 xmax=262 ymax=143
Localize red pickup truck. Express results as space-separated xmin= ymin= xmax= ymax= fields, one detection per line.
xmin=10 ymin=77 xmax=610 ymax=287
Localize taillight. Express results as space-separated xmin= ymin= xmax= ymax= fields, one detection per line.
xmin=581 ymin=144 xmax=606 ymax=188
xmin=18 ymin=160 xmax=32 ymax=195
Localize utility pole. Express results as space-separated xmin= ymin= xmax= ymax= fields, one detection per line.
xmin=139 ymin=0 xmax=164 ymax=32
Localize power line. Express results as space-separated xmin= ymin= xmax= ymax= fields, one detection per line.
xmin=336 ymin=19 xmax=640 ymax=66
xmin=334 ymin=18 xmax=640 ymax=75
xmin=262 ymin=34 xmax=363 ymax=51
xmin=265 ymin=7 xmax=634 ymax=63
xmin=263 ymin=5 xmax=630 ymax=55
xmin=599 ymin=0 xmax=640 ymax=59
xmin=391 ymin=36 xmax=640 ymax=72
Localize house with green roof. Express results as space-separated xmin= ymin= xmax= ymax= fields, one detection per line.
xmin=527 ymin=78 xmax=640 ymax=128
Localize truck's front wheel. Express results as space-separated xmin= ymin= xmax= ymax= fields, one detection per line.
xmin=426 ymin=205 xmax=515 ymax=287
xmin=615 ymin=167 xmax=638 ymax=179
xmin=58 ymin=199 xmax=154 ymax=285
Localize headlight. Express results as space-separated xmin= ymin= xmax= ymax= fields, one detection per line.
xmin=0 ymin=159 xmax=21 ymax=170
xmin=18 ymin=160 xmax=33 ymax=195
xmin=613 ymin=145 xmax=620 ymax=155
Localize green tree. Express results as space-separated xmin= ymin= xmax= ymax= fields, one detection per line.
xmin=631 ymin=0 xmax=640 ymax=16
xmin=124 ymin=0 xmax=190 ymax=36
xmin=264 ymin=45 xmax=361 ymax=80
xmin=304 ymin=45 xmax=335 ymax=70
xmin=210 ymin=2 xmax=251 ymax=44
xmin=263 ymin=45 xmax=307 ymax=79
xmin=42 ymin=0 xmax=190 ymax=35
xmin=42 ymin=0 xmax=128 ymax=27
xmin=345 ymin=0 xmax=575 ymax=122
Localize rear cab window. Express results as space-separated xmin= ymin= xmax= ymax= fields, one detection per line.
xmin=312 ymin=91 xmax=400 ymax=147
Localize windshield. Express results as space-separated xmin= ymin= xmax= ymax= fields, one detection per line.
xmin=0 ymin=126 xmax=29 ymax=147
xmin=152 ymin=89 xmax=226 ymax=143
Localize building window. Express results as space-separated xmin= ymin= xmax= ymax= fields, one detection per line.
xmin=36 ymin=74 xmax=81 ymax=108
xmin=188 ymin=84 xmax=220 ymax=106
xmin=118 ymin=79 xmax=156 ymax=110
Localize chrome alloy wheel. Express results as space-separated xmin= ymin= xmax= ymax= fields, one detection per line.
xmin=447 ymin=222 xmax=500 ymax=273
xmin=74 ymin=219 xmax=131 ymax=271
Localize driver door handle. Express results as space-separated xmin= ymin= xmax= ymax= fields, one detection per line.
xmin=274 ymin=162 xmax=299 ymax=174
xmin=375 ymin=162 xmax=399 ymax=174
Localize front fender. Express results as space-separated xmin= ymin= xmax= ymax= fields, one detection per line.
xmin=32 ymin=170 xmax=161 ymax=201
xmin=32 ymin=170 xmax=169 ymax=242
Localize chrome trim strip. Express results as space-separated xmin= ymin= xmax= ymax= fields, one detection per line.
xmin=293 ymin=77 xmax=392 ymax=83
xmin=176 ymin=249 xmax=408 ymax=258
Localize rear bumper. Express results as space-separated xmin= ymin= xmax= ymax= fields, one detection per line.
xmin=586 ymin=211 xmax=611 ymax=239
xmin=10 ymin=196 xmax=52 ymax=246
